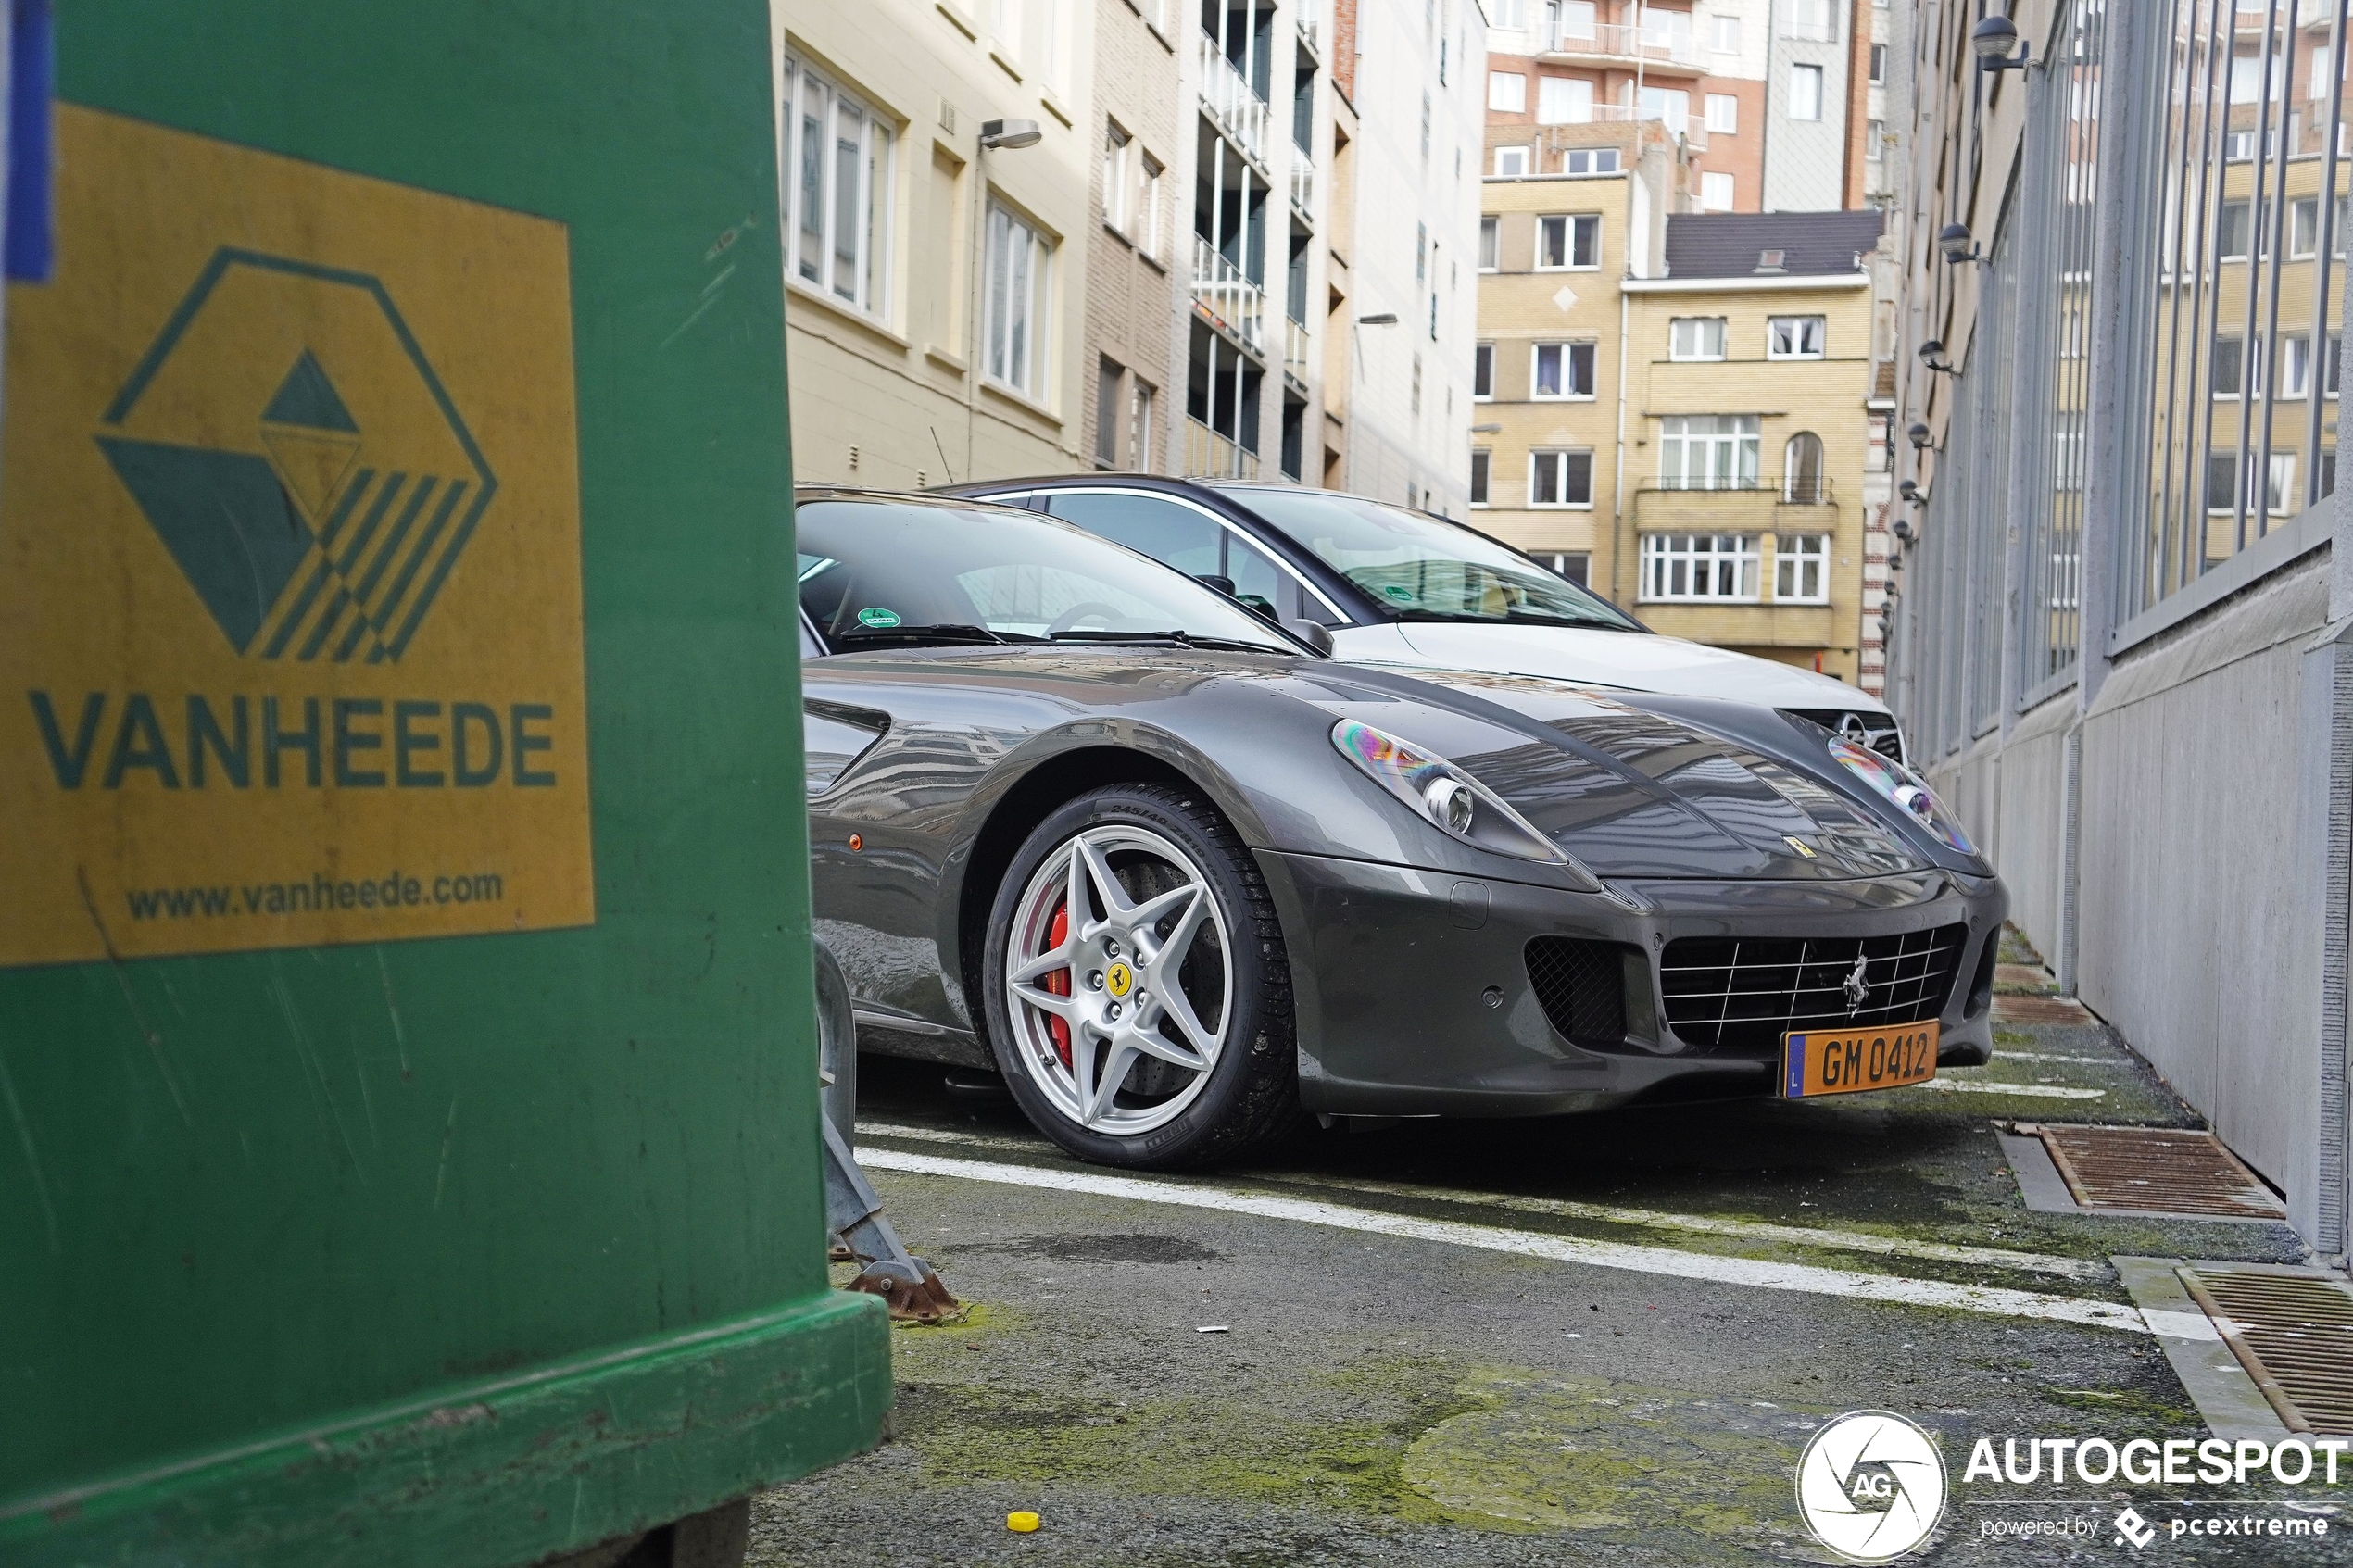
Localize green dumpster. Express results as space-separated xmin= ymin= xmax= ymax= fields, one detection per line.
xmin=0 ymin=4 xmax=890 ymax=1564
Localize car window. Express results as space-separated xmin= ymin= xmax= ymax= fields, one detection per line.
xmin=1226 ymin=531 xmax=1299 ymax=621
xmin=793 ymin=498 xmax=1298 ymax=651
xmin=1043 ymin=492 xmax=1222 ymax=578
xmin=1227 ymin=488 xmax=1639 ymax=630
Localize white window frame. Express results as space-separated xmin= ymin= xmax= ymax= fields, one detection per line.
xmin=1478 ymin=215 xmax=1500 ymax=270
xmin=1561 ymin=147 xmax=1620 ymax=175
xmin=1469 ymin=447 xmax=1491 ymax=506
xmin=1773 ymin=533 xmax=1831 ymax=603
xmin=1529 ymin=448 xmax=1595 ymax=508
xmin=1638 ymin=85 xmax=1691 ymax=137
xmin=983 ymin=199 xmax=1053 ymax=400
xmin=1473 ymin=342 xmax=1495 ymax=398
xmin=1704 ymin=93 xmax=1739 ymax=134
xmin=1669 ymin=316 xmax=1728 ymax=360
xmin=1536 ymin=213 xmax=1601 ymax=270
xmin=1708 ymin=14 xmax=1741 ymax=52
xmin=1103 ymin=121 xmax=1132 ymax=234
xmin=1790 ymin=63 xmax=1824 ymax=121
xmin=1538 ymin=75 xmax=1595 ymax=125
xmin=1640 ymin=533 xmax=1760 ymax=601
xmin=783 ymin=55 xmax=896 ymax=323
xmin=1557 ymin=1 xmax=1598 ymax=42
xmin=1658 ymin=414 xmax=1761 ymax=489
xmin=1488 ymin=70 xmax=1528 ymax=112
xmin=1130 ymin=379 xmax=1157 ymax=470
xmin=1530 ymin=341 xmax=1598 ymax=399
xmin=1493 ymin=144 xmax=1532 ymax=177
xmin=1768 ymin=315 xmax=1827 ymax=359
xmin=1700 ymin=170 xmax=1736 ymax=211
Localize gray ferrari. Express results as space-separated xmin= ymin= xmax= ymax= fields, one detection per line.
xmin=798 ymin=489 xmax=2006 ymax=1170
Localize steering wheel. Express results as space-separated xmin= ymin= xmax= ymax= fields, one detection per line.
xmin=1046 ymin=601 xmax=1126 ymax=636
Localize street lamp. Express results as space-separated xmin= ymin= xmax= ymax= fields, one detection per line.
xmin=1918 ymin=339 xmax=1957 ymax=375
xmin=1938 ymin=222 xmax=1984 ymax=265
xmin=979 ymin=119 xmax=1043 ymax=149
xmin=1907 ymin=421 xmax=1934 ymax=450
xmin=1898 ymin=480 xmax=1927 ymax=506
xmin=1973 ymin=11 xmax=2031 ymax=73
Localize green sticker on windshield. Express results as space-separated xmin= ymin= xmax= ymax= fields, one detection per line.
xmin=856 ymin=607 xmax=902 ymax=629
xmin=1380 ymin=583 xmax=1418 ymax=604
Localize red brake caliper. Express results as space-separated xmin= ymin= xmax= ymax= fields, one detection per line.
xmin=1043 ymin=901 xmax=1073 ymax=1069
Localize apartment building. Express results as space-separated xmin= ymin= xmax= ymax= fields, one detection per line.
xmin=1478 ymin=0 xmax=1881 ymax=215
xmin=1326 ymin=0 xmax=1487 ymax=512
xmin=774 ymin=0 xmax=1108 ymax=490
xmin=1086 ymin=0 xmax=1187 ymax=472
xmin=1470 ymin=141 xmax=1885 ymax=682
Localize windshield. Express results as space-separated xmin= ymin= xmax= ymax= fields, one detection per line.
xmin=1227 ymin=489 xmax=1640 ymax=630
xmin=796 ymin=497 xmax=1302 ymax=653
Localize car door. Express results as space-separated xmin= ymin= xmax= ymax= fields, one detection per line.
xmin=1035 ymin=488 xmax=1346 ymax=626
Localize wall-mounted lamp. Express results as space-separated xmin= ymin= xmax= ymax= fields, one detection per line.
xmin=978 ymin=119 xmax=1043 ymax=148
xmin=1918 ymin=339 xmax=1957 ymax=375
xmin=1892 ymin=517 xmax=1917 ymax=544
xmin=1906 ymin=421 xmax=1934 ymax=449
xmin=1469 ymin=422 xmax=1502 ymax=433
xmin=1897 ymin=479 xmax=1920 ymax=502
xmin=1938 ymin=222 xmax=1985 ymax=265
xmin=1973 ymin=12 xmax=2032 ymax=73
xmin=1356 ymin=312 xmax=1400 ymax=325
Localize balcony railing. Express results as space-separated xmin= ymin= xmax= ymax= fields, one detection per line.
xmin=1184 ymin=416 xmax=1260 ymax=480
xmin=1198 ymin=32 xmax=1268 ymax=167
xmin=1641 ymin=474 xmax=1839 ymax=506
xmin=1284 ymin=318 xmax=1310 ymax=379
xmin=1544 ymin=19 xmax=1705 ymax=69
xmin=1192 ymin=235 xmax=1265 ymax=353
xmin=1290 ymin=158 xmax=1314 ymax=215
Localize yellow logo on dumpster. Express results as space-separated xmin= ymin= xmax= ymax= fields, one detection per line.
xmin=0 ymin=108 xmax=595 ymax=965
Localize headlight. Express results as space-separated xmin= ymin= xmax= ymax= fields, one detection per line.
xmin=1331 ymin=719 xmax=1594 ymax=882
xmin=1826 ymin=736 xmax=1975 ymax=854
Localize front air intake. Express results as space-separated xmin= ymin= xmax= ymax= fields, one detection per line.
xmin=1658 ymin=925 xmax=1969 ymax=1056
xmin=1525 ymin=937 xmax=1628 ymax=1045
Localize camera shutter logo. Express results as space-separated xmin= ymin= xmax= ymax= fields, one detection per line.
xmin=1794 ymin=1411 xmax=1946 ymax=1562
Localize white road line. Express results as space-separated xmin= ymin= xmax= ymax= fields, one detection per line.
xmin=1995 ymin=1051 xmax=2133 ymax=1067
xmin=1913 ymin=1079 xmax=2108 ymax=1100
xmin=860 ymin=1146 xmax=2150 ymax=1334
xmin=862 ymin=1121 xmax=2103 ymax=1281
xmin=1244 ymin=1172 xmax=2107 ymax=1282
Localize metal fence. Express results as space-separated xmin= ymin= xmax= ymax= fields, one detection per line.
xmin=1894 ymin=0 xmax=2350 ymax=762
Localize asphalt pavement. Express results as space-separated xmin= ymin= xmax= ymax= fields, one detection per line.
xmin=750 ymin=947 xmax=2344 ymax=1566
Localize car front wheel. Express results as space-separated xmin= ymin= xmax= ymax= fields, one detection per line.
xmin=982 ymin=784 xmax=1298 ymax=1169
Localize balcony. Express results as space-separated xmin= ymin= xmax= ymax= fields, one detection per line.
xmin=1297 ymin=15 xmax=1320 ymax=62
xmin=1290 ymin=157 xmax=1315 ymax=217
xmin=1184 ymin=416 xmax=1260 ymax=480
xmin=1192 ymin=235 xmax=1266 ymax=355
xmin=1199 ymin=32 xmax=1268 ymax=169
xmin=1632 ymin=475 xmax=1840 ymax=532
xmin=1284 ymin=318 xmax=1310 ymax=382
xmin=1542 ymin=19 xmax=1706 ymax=73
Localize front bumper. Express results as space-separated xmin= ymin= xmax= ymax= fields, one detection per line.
xmin=1258 ymin=850 xmax=2007 ymax=1118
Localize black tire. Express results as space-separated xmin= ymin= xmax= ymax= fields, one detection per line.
xmin=981 ymin=783 xmax=1299 ymax=1170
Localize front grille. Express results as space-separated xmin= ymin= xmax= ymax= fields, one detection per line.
xmin=1659 ymin=924 xmax=1968 ymax=1054
xmin=1525 ymin=937 xmax=1627 ymax=1044
xmin=1781 ymin=708 xmax=1906 ymax=763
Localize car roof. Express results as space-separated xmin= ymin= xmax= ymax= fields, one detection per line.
xmin=795 ymin=484 xmax=1034 ymax=515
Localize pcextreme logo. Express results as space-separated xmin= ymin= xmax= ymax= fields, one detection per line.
xmin=0 ymin=107 xmax=594 ymax=966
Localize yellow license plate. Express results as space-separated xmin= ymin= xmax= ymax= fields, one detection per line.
xmin=1780 ymin=1022 xmax=1940 ymax=1098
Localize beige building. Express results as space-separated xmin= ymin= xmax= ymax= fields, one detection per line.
xmin=773 ymin=0 xmax=1115 ymax=491
xmin=1470 ymin=142 xmax=1885 ymax=684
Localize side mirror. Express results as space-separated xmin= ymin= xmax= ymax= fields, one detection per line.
xmin=1196 ymin=573 xmax=1237 ymax=596
xmin=1281 ymin=618 xmax=1336 ymax=657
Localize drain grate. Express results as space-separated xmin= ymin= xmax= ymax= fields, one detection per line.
xmin=2180 ymin=1267 xmax=2353 ymax=1435
xmin=1995 ymin=994 xmax=2092 ymax=1025
xmin=2030 ymin=1124 xmax=2285 ymax=1219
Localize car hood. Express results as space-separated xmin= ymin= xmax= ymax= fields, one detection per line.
xmin=1310 ymin=662 xmax=1929 ymax=882
xmin=1361 ymin=620 xmax=1892 ymax=714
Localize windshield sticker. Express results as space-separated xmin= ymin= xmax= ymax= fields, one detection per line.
xmin=856 ymin=607 xmax=902 ymax=629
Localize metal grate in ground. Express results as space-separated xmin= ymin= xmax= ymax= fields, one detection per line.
xmin=1995 ymin=994 xmax=2091 ymax=1025
xmin=2179 ymin=1266 xmax=2353 ymax=1435
xmin=2032 ymin=1124 xmax=2285 ymax=1219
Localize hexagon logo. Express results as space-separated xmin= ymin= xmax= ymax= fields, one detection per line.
xmin=94 ymin=246 xmax=498 ymax=663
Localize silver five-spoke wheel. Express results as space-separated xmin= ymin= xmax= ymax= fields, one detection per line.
xmin=1002 ymin=823 xmax=1231 ymax=1135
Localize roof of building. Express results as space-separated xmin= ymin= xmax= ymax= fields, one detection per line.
xmin=1662 ymin=211 xmax=1886 ymax=279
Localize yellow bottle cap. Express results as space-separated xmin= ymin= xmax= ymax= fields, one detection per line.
xmin=1006 ymin=1511 xmax=1041 ymax=1534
